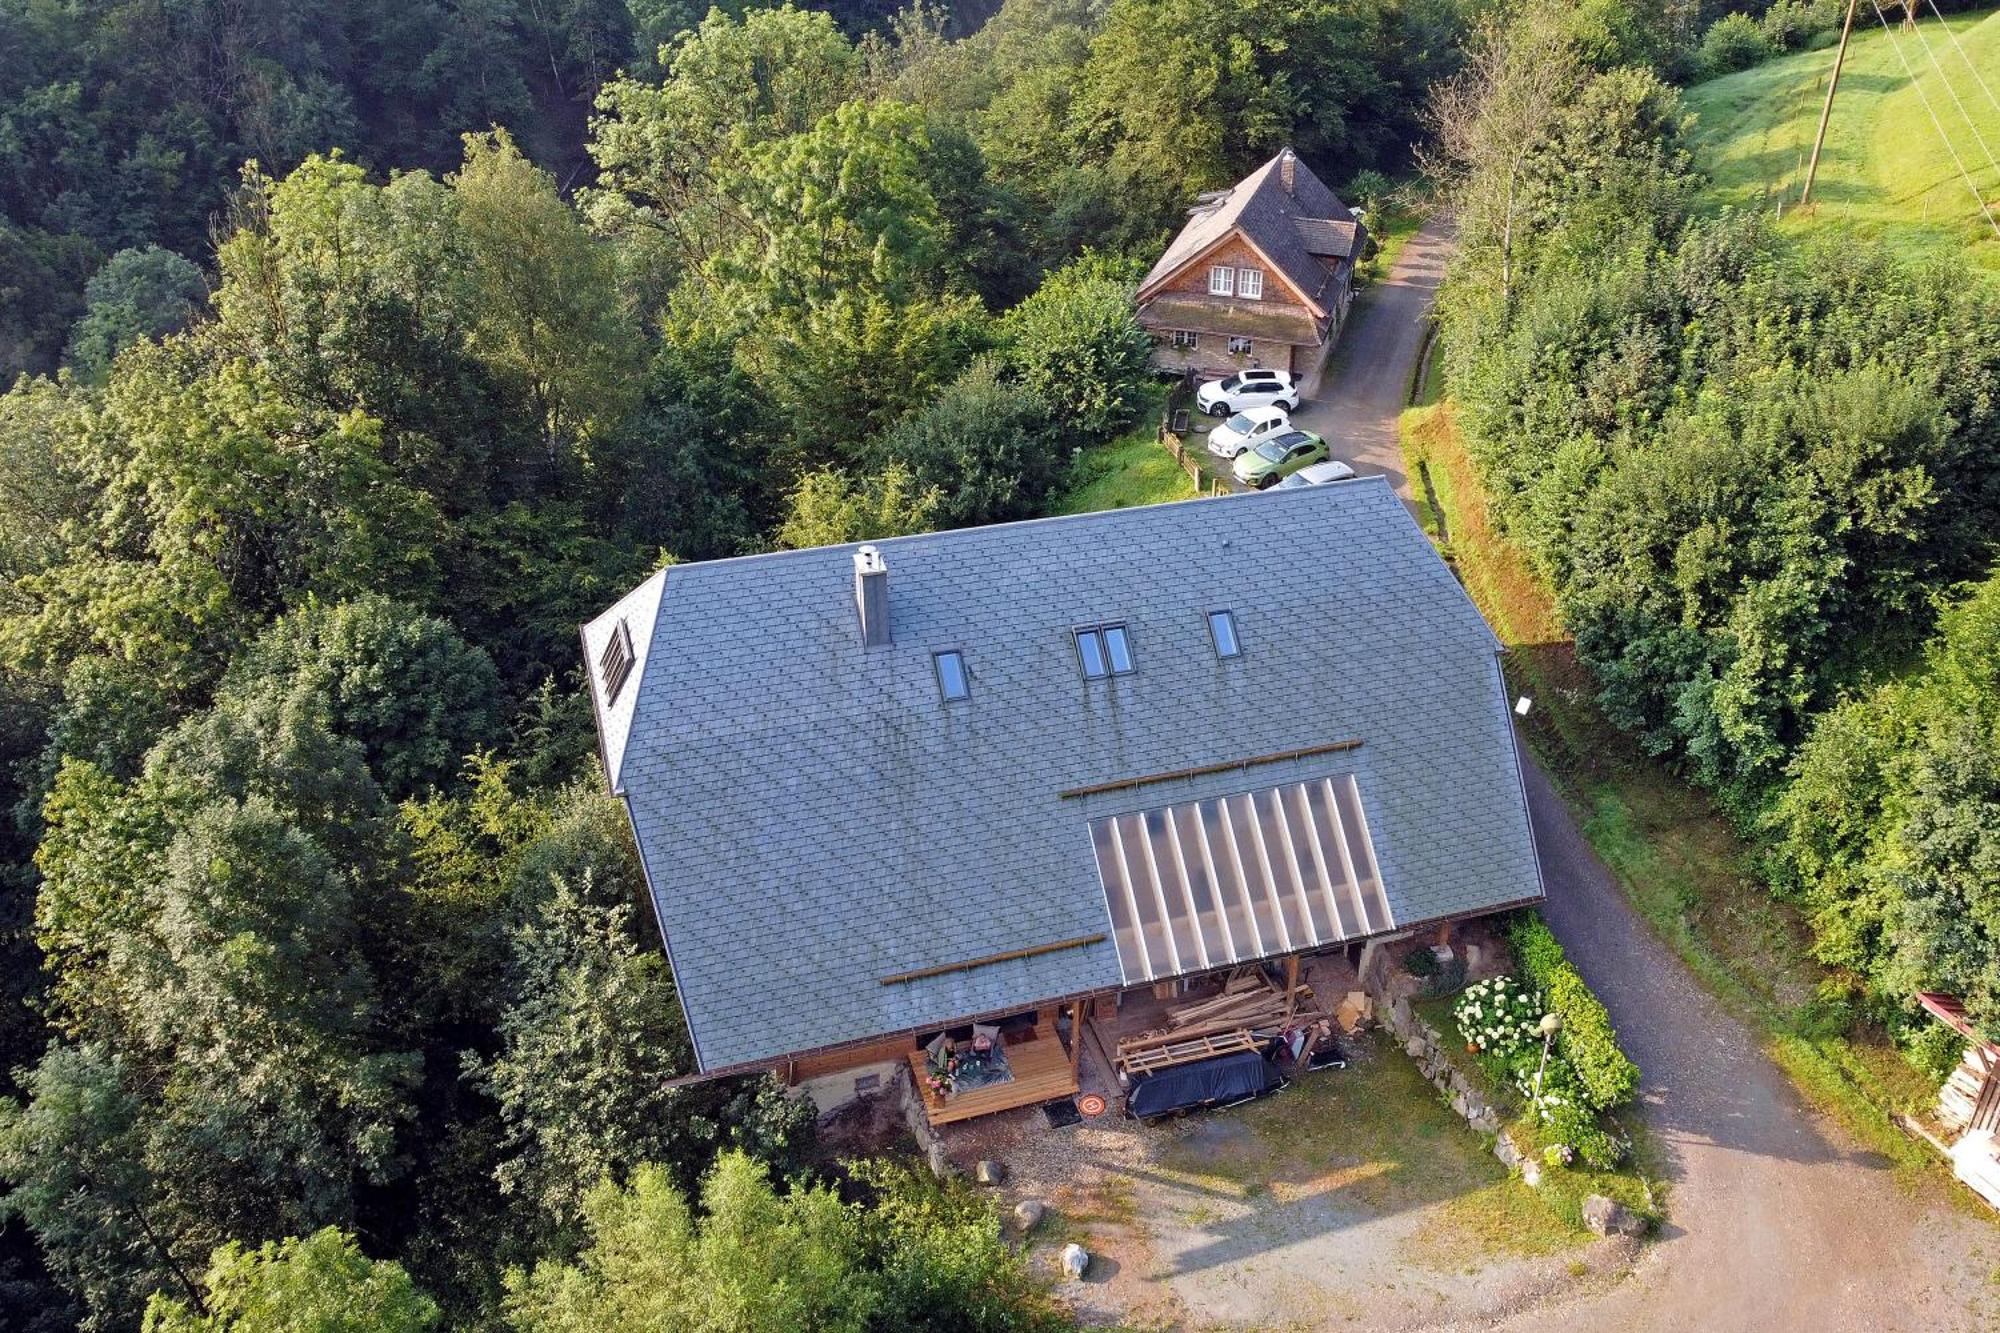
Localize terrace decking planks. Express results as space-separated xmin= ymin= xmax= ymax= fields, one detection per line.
xmin=907 ymin=1026 xmax=1080 ymax=1126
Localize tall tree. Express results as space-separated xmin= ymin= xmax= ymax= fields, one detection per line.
xmin=454 ymin=131 xmax=643 ymax=471
xmin=141 ymin=1228 xmax=439 ymax=1333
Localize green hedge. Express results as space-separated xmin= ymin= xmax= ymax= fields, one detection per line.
xmin=1508 ymin=914 xmax=1640 ymax=1111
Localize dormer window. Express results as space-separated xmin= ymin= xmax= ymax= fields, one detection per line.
xmin=1208 ymin=265 xmax=1234 ymax=296
xmin=933 ymin=650 xmax=969 ymax=702
xmin=599 ymin=619 xmax=636 ymax=704
xmin=1074 ymin=624 xmax=1135 ymax=679
xmin=1238 ymin=268 xmax=1264 ymax=300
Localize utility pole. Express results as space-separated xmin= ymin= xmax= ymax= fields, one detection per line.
xmin=1801 ymin=0 xmax=1861 ymax=208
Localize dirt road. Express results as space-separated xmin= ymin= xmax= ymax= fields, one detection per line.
xmin=1322 ymin=215 xmax=2000 ymax=1332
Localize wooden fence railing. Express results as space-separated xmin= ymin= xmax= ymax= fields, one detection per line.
xmin=1156 ymin=371 xmax=1228 ymax=497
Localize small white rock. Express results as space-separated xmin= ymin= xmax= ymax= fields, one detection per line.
xmin=1059 ymin=1242 xmax=1090 ymax=1280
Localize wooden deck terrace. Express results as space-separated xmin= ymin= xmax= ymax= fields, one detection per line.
xmin=907 ymin=1024 xmax=1079 ymax=1126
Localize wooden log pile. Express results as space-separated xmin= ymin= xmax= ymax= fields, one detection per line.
xmin=1160 ymin=968 xmax=1316 ymax=1036
xmin=1113 ymin=967 xmax=1325 ymax=1075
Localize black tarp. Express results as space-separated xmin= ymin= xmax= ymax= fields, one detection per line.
xmin=1125 ymin=1050 xmax=1286 ymax=1121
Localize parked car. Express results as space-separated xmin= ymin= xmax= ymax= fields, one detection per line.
xmin=1232 ymin=429 xmax=1330 ymax=488
xmin=1195 ymin=369 xmax=1299 ymax=417
xmin=1205 ymin=404 xmax=1292 ymax=459
xmin=1272 ymin=458 xmax=1359 ymax=489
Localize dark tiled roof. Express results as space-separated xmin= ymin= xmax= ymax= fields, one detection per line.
xmin=1136 ymin=293 xmax=1324 ymax=343
xmin=582 ymin=480 xmax=1543 ymax=1071
xmin=1138 ymin=150 xmax=1367 ymax=314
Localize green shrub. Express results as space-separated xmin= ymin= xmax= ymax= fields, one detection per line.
xmin=1758 ymin=0 xmax=1844 ymax=51
xmin=1700 ymin=12 xmax=1775 ymax=75
xmin=1402 ymin=946 xmax=1440 ymax=978
xmin=1418 ymin=954 xmax=1468 ymax=998
xmin=1508 ymin=914 xmax=1640 ymax=1111
xmin=1897 ymin=1020 xmax=1965 ymax=1086
xmin=1533 ymin=1098 xmax=1626 ymax=1171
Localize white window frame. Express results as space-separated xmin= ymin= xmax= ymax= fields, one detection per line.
xmin=1208 ymin=264 xmax=1235 ymax=296
xmin=1227 ymin=335 xmax=1252 ymax=355
xmin=1237 ymin=267 xmax=1264 ymax=300
xmin=1172 ymin=330 xmax=1199 ymax=350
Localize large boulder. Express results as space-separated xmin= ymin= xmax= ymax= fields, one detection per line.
xmin=975 ymin=1159 xmax=1006 ymax=1186
xmin=1059 ymin=1243 xmax=1091 ymax=1280
xmin=1014 ymin=1199 xmax=1046 ymax=1231
xmin=1581 ymin=1194 xmax=1646 ymax=1237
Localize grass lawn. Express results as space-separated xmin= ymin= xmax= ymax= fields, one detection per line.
xmin=1153 ymin=1030 xmax=1591 ymax=1263
xmin=1684 ymin=6 xmax=2000 ymax=272
xmin=1046 ymin=386 xmax=1198 ymax=515
xmin=1399 ymin=395 xmax=1941 ymax=1175
xmin=1361 ymin=204 xmax=1428 ymax=281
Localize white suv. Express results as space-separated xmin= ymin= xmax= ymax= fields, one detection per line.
xmin=1196 ymin=369 xmax=1299 ymax=417
xmin=1206 ymin=404 xmax=1291 ymax=459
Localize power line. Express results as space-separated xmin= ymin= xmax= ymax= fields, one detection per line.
xmin=1869 ymin=0 xmax=2000 ymax=237
xmin=1925 ymin=0 xmax=2000 ymax=122
xmin=1906 ymin=2 xmax=2000 ymax=183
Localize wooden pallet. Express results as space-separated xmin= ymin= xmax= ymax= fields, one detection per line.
xmin=1116 ymin=1028 xmax=1261 ymax=1076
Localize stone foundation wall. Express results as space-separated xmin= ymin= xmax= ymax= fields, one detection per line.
xmin=892 ymin=1061 xmax=951 ymax=1177
xmin=1374 ymin=990 xmax=1543 ymax=1185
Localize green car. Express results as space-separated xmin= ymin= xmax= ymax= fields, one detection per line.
xmin=1231 ymin=428 xmax=1330 ymax=488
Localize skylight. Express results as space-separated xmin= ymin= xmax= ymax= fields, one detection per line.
xmin=1074 ymin=624 xmax=1134 ymax=680
xmin=599 ymin=619 xmax=636 ymax=705
xmin=1208 ymin=610 xmax=1241 ymax=659
xmin=1087 ymin=775 xmax=1393 ymax=984
xmin=934 ymin=650 xmax=969 ymax=702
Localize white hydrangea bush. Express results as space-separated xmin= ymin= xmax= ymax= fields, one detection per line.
xmin=1450 ymin=974 xmax=1543 ymax=1059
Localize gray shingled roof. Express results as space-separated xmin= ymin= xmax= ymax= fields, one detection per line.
xmin=1137 ymin=149 xmax=1366 ymax=314
xmin=583 ymin=479 xmax=1543 ymax=1072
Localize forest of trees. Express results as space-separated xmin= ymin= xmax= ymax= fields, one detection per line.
xmin=1430 ymin=0 xmax=2000 ymax=1074
xmin=0 ymin=0 xmax=1476 ymax=1325
xmin=8 ymin=0 xmax=1997 ymax=1323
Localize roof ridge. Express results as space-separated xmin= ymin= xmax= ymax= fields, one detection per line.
xmin=649 ymin=475 xmax=1402 ymax=574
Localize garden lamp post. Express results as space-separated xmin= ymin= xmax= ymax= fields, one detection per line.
xmin=1531 ymin=1012 xmax=1563 ymax=1104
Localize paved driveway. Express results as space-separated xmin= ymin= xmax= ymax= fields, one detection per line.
xmin=1292 ymin=217 xmax=1454 ymax=491
xmin=1508 ymin=762 xmax=1997 ymax=1332
xmin=1324 ymin=214 xmax=2000 ymax=1332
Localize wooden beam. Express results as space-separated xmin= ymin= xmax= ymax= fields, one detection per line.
xmin=1059 ymin=738 xmax=1363 ymax=800
xmin=1801 ymin=0 xmax=1860 ymax=207
xmin=1284 ymin=955 xmax=1301 ymax=1022
xmin=879 ymin=934 xmax=1106 ymax=986
xmin=1069 ymin=1000 xmax=1086 ymax=1080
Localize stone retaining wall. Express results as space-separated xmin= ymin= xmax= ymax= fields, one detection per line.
xmin=1377 ymin=992 xmax=1543 ymax=1186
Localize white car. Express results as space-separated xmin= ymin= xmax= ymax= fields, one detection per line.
xmin=1195 ymin=369 xmax=1299 ymax=417
xmin=1206 ymin=404 xmax=1292 ymax=459
xmin=1272 ymin=459 xmax=1359 ymax=489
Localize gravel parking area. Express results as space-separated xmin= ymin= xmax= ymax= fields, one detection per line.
xmin=942 ymin=1025 xmax=1634 ymax=1330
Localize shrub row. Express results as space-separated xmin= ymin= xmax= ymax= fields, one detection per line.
xmin=1508 ymin=913 xmax=1640 ymax=1111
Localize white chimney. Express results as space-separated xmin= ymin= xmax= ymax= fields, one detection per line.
xmin=853 ymin=545 xmax=890 ymax=648
xmin=1280 ymin=147 xmax=1297 ymax=196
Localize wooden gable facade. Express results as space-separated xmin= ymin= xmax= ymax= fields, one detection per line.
xmin=1135 ymin=149 xmax=1366 ymax=380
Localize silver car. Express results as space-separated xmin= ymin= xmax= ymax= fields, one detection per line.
xmin=1271 ymin=459 xmax=1359 ymax=489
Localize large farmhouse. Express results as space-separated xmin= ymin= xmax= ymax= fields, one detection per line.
xmin=582 ymin=480 xmax=1541 ymax=1124
xmin=1136 ymin=148 xmax=1367 ymax=380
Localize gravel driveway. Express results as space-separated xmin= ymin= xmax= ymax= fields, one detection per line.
xmin=1323 ymin=216 xmax=2000 ymax=1332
